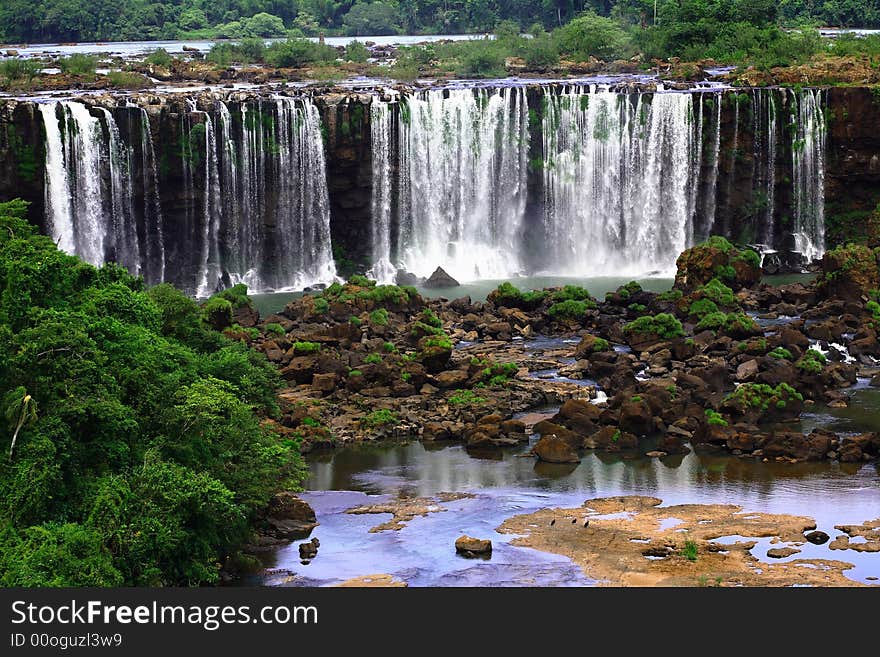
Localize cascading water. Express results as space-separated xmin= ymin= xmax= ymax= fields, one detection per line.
xmin=215 ymin=96 xmax=336 ymax=292
xmin=752 ymin=90 xmax=777 ymax=245
xmin=100 ymin=108 xmax=139 ymax=277
xmin=135 ymin=107 xmax=165 ymax=284
xmin=790 ymin=89 xmax=826 ymax=261
xmin=39 ymin=101 xmax=107 ymax=266
xmin=541 ymin=86 xmax=704 ymax=276
xmin=33 ymin=86 xmax=832 ymax=294
xmin=396 ymin=86 xmax=529 ymax=282
xmin=367 ymin=98 xmax=396 ymax=284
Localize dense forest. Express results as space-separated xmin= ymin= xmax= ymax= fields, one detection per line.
xmin=0 ymin=200 xmax=304 ymax=585
xmin=0 ymin=0 xmax=878 ymax=44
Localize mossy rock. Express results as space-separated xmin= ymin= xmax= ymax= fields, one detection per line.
xmin=674 ymin=236 xmax=761 ymax=293
xmin=816 ymin=243 xmax=880 ymax=301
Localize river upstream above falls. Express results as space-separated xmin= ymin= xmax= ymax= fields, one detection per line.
xmin=248 ymin=363 xmax=880 ymax=588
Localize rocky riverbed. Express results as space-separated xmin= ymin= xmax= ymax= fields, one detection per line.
xmin=229 ymin=237 xmax=880 ymax=586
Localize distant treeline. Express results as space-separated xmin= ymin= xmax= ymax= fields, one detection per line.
xmin=1 ymin=0 xmax=879 ymax=44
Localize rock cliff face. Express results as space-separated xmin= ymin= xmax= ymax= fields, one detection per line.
xmin=0 ymin=83 xmax=877 ymax=291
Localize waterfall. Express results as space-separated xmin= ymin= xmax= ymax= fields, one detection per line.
xmin=701 ymin=93 xmax=722 ymax=238
xmin=396 ymin=86 xmax=529 ymax=282
xmin=753 ymin=90 xmax=777 ymax=245
xmin=38 ymin=103 xmax=74 ymax=254
xmin=791 ymin=89 xmax=826 ymax=261
xmin=39 ymin=101 xmax=107 ymax=266
xmin=541 ymin=86 xmax=702 ymax=276
xmin=214 ymin=96 xmax=336 ymax=293
xmin=100 ymin=108 xmax=139 ymax=277
xmin=136 ymin=108 xmax=165 ymax=284
xmin=367 ymin=98 xmax=396 ymax=284
xmin=195 ymin=109 xmax=222 ymax=298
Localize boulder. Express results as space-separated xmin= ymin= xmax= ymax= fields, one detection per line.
xmin=759 ymin=430 xmax=834 ymax=461
xmin=424 ymin=267 xmax=460 ymax=288
xmin=619 ymin=399 xmax=654 ymax=435
xmin=805 ymin=530 xmax=830 ymax=545
xmin=533 ymin=420 xmax=584 ymax=449
xmin=312 ymin=372 xmax=338 ymax=394
xmin=280 ymin=356 xmax=319 ymax=384
xmin=586 ymin=426 xmax=638 ymax=450
xmin=455 ymin=535 xmax=492 ymax=556
xmin=435 ymin=369 xmax=470 ymax=389
xmin=736 ymin=359 xmax=759 ymax=382
xmin=265 ymin=492 xmax=318 ymax=539
xmin=533 ymin=435 xmax=581 ymax=463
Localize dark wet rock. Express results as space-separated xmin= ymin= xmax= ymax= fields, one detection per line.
xmin=424 ymin=266 xmax=460 ymax=288
xmin=587 ymin=426 xmax=638 ymax=450
xmin=455 ymin=535 xmax=492 ymax=556
xmin=759 ymin=429 xmax=836 ymax=461
xmin=805 ymin=530 xmax=830 ymax=545
xmin=264 ymin=492 xmax=318 ymax=540
xmin=533 ymin=435 xmax=581 ymax=463
xmin=533 ymin=420 xmax=584 ymax=449
xmin=299 ymin=541 xmax=318 ymax=560
xmin=619 ymin=399 xmax=654 ymax=435
xmin=395 ymin=270 xmax=422 ymax=286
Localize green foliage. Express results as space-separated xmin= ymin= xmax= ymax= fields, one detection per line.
xmin=697 ymin=278 xmax=737 ymax=308
xmin=682 ymin=539 xmax=698 ymax=562
xmin=548 ymin=299 xmax=593 ymax=321
xmin=449 ymin=390 xmax=488 ymax=405
xmin=145 ymin=48 xmax=174 ymax=67
xmin=0 ymin=200 xmax=302 ymax=586
xmin=293 ymin=341 xmax=321 ymax=355
xmin=725 ymin=383 xmax=803 ymax=411
xmin=360 ymin=409 xmax=397 ymax=429
xmin=554 ymin=11 xmax=630 ymax=61
xmin=623 ymin=313 xmax=684 ymax=339
xmin=313 ymin=296 xmax=329 ymax=314
xmin=370 ymin=308 xmax=389 ymax=326
xmin=420 ymin=308 xmax=442 ymax=328
xmin=342 ymin=2 xmax=400 ymax=35
xmin=358 ymin=284 xmax=418 ymax=306
xmin=768 ymin=347 xmax=793 ymax=360
xmin=0 ymin=58 xmax=42 ymax=83
xmin=796 ymin=349 xmax=827 ymax=374
xmin=58 ymin=54 xmax=97 ymax=76
xmin=735 ymin=248 xmax=761 ymax=269
xmin=704 ymin=235 xmax=734 ymax=253
xmin=265 ymin=322 xmax=285 ymax=336
xmin=688 ymin=298 xmax=719 ymax=318
xmin=106 ymin=71 xmax=152 ymax=89
xmin=350 ymin=316 xmax=363 ymax=327
xmin=348 ymin=274 xmax=376 ymax=287
xmin=493 ymin=282 xmax=547 ymax=309
xmin=658 ymin=289 xmax=684 ymax=303
xmin=345 ymin=40 xmax=370 ymax=63
xmin=552 ymin=285 xmax=592 ymax=303
xmin=266 ymin=39 xmax=338 ymax=68
xmin=364 ymin=353 xmax=382 ymax=364
xmin=695 ymin=311 xmax=727 ymax=331
xmin=704 ymin=409 xmax=728 ymax=426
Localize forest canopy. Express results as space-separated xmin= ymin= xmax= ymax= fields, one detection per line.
xmin=0 ymin=0 xmax=878 ymax=44
xmin=0 ymin=199 xmax=304 ymax=586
